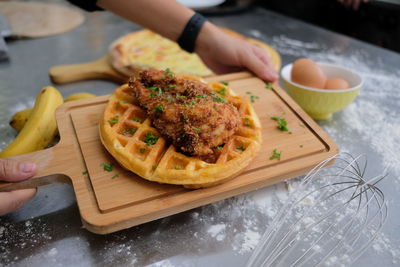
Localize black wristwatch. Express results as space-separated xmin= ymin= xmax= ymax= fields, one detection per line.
xmin=177 ymin=13 xmax=207 ymax=53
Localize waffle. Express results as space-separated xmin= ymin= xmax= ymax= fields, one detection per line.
xmin=99 ymin=77 xmax=262 ymax=188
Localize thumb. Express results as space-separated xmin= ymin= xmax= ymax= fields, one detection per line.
xmin=0 ymin=159 xmax=37 ymax=182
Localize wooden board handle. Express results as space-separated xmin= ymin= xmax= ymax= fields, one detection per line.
xmin=49 ymin=56 xmax=127 ymax=84
xmin=0 ymin=147 xmax=71 ymax=192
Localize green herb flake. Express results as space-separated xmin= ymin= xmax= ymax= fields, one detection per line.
xmin=139 ymin=148 xmax=146 ymax=154
xmin=299 ymin=144 xmax=304 ymax=148
xmin=196 ymin=95 xmax=206 ymax=99
xmin=211 ymin=92 xmax=226 ymax=103
xmin=265 ymin=83 xmax=273 ymax=90
xmin=152 ymin=165 xmax=157 ymax=170
xmin=124 ymin=128 xmax=137 ymax=135
xmin=220 ymin=81 xmax=229 ymax=86
xmin=121 ymin=100 xmax=130 ymax=104
xmin=176 ymin=93 xmax=187 ymax=99
xmin=174 ymin=166 xmax=182 ymax=170
xmin=111 ymin=173 xmax=119 ymax=179
xmin=271 ymin=116 xmax=289 ymax=132
xmin=108 ymin=116 xmax=119 ymax=126
xmin=148 ymin=86 xmax=159 ymax=91
xmin=269 ymin=149 xmax=281 ymax=161
xmin=246 ymin=91 xmax=252 ymax=94
xmin=164 ymin=68 xmax=175 ymax=78
xmin=244 ymin=118 xmax=252 ymax=127
xmin=236 ymin=145 xmax=246 ymax=151
xmin=166 ymin=96 xmax=175 ymax=103
xmin=155 ymin=105 xmax=163 ymax=116
xmin=217 ymin=145 xmax=223 ymax=151
xmin=144 ymin=132 xmax=158 ymax=146
xmin=182 ymin=116 xmax=189 ymax=122
xmin=101 ymin=163 xmax=113 ymax=172
xmin=192 ymin=126 xmax=202 ymax=133
xmin=217 ymin=87 xmax=227 ymax=95
xmin=250 ymin=95 xmax=259 ymax=103
xmin=82 ymin=171 xmax=88 ymax=175
xmin=130 ymin=116 xmax=141 ymax=122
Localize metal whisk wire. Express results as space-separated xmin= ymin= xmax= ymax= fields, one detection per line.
xmin=246 ymin=153 xmax=388 ymax=267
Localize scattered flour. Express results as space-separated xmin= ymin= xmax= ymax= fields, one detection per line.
xmin=207 ymin=224 xmax=226 ymax=241
xmin=238 ymin=229 xmax=261 ymax=254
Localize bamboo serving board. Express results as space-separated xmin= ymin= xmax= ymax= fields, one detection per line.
xmin=0 ymin=72 xmax=338 ymax=234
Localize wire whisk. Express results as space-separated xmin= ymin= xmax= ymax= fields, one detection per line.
xmin=246 ymin=153 xmax=388 ymax=267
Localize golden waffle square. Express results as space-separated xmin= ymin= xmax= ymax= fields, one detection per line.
xmin=99 ymin=76 xmax=262 ymax=188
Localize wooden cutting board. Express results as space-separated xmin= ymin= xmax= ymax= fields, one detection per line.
xmin=0 ymin=72 xmax=338 ymax=234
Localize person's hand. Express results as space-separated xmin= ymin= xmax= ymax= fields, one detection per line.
xmin=0 ymin=159 xmax=37 ymax=215
xmin=337 ymin=0 xmax=369 ymax=10
xmin=195 ymin=22 xmax=278 ymax=82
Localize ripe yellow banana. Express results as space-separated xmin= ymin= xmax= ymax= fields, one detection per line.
xmin=64 ymin=92 xmax=96 ymax=102
xmin=0 ymin=86 xmax=64 ymax=158
xmin=9 ymin=108 xmax=33 ymax=132
xmin=9 ymin=92 xmax=96 ymax=132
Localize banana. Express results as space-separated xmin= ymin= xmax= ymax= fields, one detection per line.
xmin=0 ymin=86 xmax=64 ymax=158
xmin=9 ymin=92 xmax=96 ymax=132
xmin=64 ymin=92 xmax=96 ymax=102
xmin=9 ymin=108 xmax=32 ymax=132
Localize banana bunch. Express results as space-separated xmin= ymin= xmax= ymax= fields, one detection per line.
xmin=0 ymin=90 xmax=96 ymax=158
xmin=9 ymin=92 xmax=96 ymax=132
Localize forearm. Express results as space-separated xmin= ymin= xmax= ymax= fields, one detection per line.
xmin=97 ymin=0 xmax=195 ymax=41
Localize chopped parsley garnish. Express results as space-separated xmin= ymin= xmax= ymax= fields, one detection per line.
xmin=250 ymin=95 xmax=259 ymax=103
xmin=144 ymin=132 xmax=158 ymax=146
xmin=122 ymin=100 xmax=130 ymax=104
xmin=101 ymin=163 xmax=113 ymax=172
xmin=246 ymin=91 xmax=252 ymax=94
xmin=111 ymin=173 xmax=119 ymax=179
xmin=164 ymin=68 xmax=174 ymax=78
xmin=176 ymin=93 xmax=187 ymax=99
xmin=155 ymin=105 xmax=163 ymax=116
xmin=217 ymin=145 xmax=223 ymax=151
xmin=152 ymin=165 xmax=157 ymax=170
xmin=196 ymin=95 xmax=206 ymax=99
xmin=182 ymin=116 xmax=189 ymax=122
xmin=220 ymin=81 xmax=229 ymax=86
xmin=139 ymin=148 xmax=146 ymax=154
xmin=271 ymin=116 xmax=289 ymax=132
xmin=192 ymin=126 xmax=202 ymax=133
xmin=82 ymin=171 xmax=88 ymax=175
xmin=174 ymin=166 xmax=182 ymax=170
xmin=211 ymin=92 xmax=226 ymax=103
xmin=265 ymin=83 xmax=273 ymax=90
xmin=236 ymin=145 xmax=246 ymax=151
xmin=130 ymin=116 xmax=141 ymax=122
xmin=124 ymin=128 xmax=137 ymax=135
xmin=299 ymin=144 xmax=304 ymax=148
xmin=244 ymin=118 xmax=252 ymax=127
xmin=108 ymin=116 xmax=119 ymax=126
xmin=186 ymin=100 xmax=197 ymax=106
xmin=148 ymin=86 xmax=158 ymax=91
xmin=217 ymin=87 xmax=227 ymax=95
xmin=269 ymin=149 xmax=281 ymax=160
xmin=166 ymin=96 xmax=175 ymax=103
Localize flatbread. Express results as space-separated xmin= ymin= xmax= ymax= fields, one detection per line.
xmin=0 ymin=2 xmax=84 ymax=38
xmin=109 ymin=28 xmax=281 ymax=77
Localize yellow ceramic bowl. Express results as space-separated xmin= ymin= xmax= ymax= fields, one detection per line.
xmin=281 ymin=63 xmax=363 ymax=120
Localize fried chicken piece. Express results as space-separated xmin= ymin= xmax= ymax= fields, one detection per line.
xmin=129 ymin=69 xmax=241 ymax=157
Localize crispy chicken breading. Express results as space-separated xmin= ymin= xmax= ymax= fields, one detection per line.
xmin=128 ymin=69 xmax=241 ymax=158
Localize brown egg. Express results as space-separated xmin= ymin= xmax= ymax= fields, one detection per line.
xmin=291 ymin=58 xmax=326 ymax=89
xmin=324 ymin=77 xmax=350 ymax=90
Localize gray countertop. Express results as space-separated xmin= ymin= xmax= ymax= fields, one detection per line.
xmin=1 ymin=2 xmax=400 ymax=267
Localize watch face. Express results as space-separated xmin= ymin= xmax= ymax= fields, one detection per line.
xmin=176 ymin=0 xmax=226 ymax=10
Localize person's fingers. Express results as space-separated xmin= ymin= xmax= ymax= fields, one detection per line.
xmin=253 ymin=46 xmax=278 ymax=81
xmin=0 ymin=159 xmax=37 ymax=182
xmin=241 ymin=49 xmax=278 ymax=82
xmin=0 ymin=188 xmax=37 ymax=215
